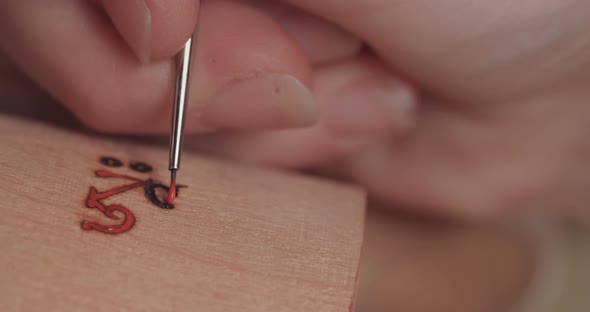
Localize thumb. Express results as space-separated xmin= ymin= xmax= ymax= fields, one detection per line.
xmin=101 ymin=0 xmax=199 ymax=63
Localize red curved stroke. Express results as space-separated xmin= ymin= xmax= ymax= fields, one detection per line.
xmin=81 ymin=170 xmax=145 ymax=234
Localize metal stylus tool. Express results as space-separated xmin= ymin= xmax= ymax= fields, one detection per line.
xmin=168 ymin=36 xmax=193 ymax=204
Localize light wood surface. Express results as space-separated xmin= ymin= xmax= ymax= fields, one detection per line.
xmin=0 ymin=115 xmax=365 ymax=312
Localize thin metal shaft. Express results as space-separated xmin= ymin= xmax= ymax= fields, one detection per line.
xmin=169 ymin=37 xmax=193 ymax=173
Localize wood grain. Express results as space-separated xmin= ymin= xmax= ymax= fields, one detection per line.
xmin=0 ymin=115 xmax=365 ymax=312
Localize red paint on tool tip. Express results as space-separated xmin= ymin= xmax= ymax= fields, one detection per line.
xmin=167 ymin=179 xmax=177 ymax=204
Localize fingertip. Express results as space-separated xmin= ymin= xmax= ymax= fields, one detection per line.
xmin=183 ymin=0 xmax=316 ymax=131
xmin=146 ymin=0 xmax=199 ymax=60
xmin=101 ymin=0 xmax=152 ymax=63
xmin=315 ymin=56 xmax=419 ymax=138
xmin=72 ymin=61 xmax=174 ymax=134
xmin=199 ymin=73 xmax=319 ymax=129
xmin=102 ymin=0 xmax=199 ymax=63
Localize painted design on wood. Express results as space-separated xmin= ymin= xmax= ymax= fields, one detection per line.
xmin=81 ymin=156 xmax=184 ymax=234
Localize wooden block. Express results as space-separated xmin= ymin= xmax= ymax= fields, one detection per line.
xmin=0 ymin=115 xmax=365 ymax=312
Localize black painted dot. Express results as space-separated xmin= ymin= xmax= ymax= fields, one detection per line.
xmin=143 ymin=179 xmax=187 ymax=209
xmin=99 ymin=156 xmax=123 ymax=167
xmin=144 ymin=179 xmax=174 ymax=209
xmin=129 ymin=161 xmax=153 ymax=173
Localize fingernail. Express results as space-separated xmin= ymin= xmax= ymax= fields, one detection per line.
xmin=136 ymin=2 xmax=152 ymax=63
xmin=103 ymin=0 xmax=152 ymax=63
xmin=199 ymin=74 xmax=319 ymax=129
xmin=322 ymin=78 xmax=417 ymax=137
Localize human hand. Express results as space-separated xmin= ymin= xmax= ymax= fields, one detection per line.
xmin=3 ymin=0 xmax=590 ymax=219
xmin=0 ymin=0 xmax=324 ymax=134
xmin=193 ymin=0 xmax=590 ymax=219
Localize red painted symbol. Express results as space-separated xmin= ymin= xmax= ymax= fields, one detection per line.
xmin=80 ymin=157 xmax=182 ymax=235
xmin=81 ymin=170 xmax=144 ymax=234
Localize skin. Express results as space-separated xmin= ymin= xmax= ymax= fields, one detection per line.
xmin=1 ymin=0 xmax=590 ymax=219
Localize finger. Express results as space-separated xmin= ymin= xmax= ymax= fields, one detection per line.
xmin=340 ymin=96 xmax=572 ymax=220
xmin=243 ymin=0 xmax=363 ymax=65
xmin=283 ymin=0 xmax=570 ymax=106
xmin=281 ymin=0 xmax=380 ymax=36
xmin=0 ymin=0 xmax=316 ymax=134
xmin=185 ymin=55 xmax=418 ymax=168
xmin=185 ymin=127 xmax=369 ymax=169
xmin=101 ymin=0 xmax=200 ymax=63
xmin=186 ymin=0 xmax=316 ymax=131
xmin=315 ymin=55 xmax=417 ymax=137
xmin=279 ymin=9 xmax=363 ymax=65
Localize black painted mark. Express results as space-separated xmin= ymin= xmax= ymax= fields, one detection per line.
xmin=144 ymin=179 xmax=186 ymax=209
xmin=129 ymin=161 xmax=153 ymax=173
xmin=100 ymin=156 xmax=123 ymax=167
